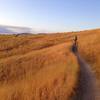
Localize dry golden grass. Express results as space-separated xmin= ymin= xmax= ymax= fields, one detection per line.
xmin=0 ymin=29 xmax=100 ymax=100
xmin=78 ymin=29 xmax=100 ymax=84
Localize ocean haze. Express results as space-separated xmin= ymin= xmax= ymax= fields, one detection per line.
xmin=0 ymin=25 xmax=54 ymax=34
xmin=0 ymin=25 xmax=33 ymax=34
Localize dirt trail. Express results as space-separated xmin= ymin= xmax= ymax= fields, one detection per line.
xmin=73 ymin=52 xmax=100 ymax=100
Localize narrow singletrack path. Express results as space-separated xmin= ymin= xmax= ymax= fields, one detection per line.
xmin=71 ymin=36 xmax=100 ymax=100
xmin=73 ymin=52 xmax=97 ymax=100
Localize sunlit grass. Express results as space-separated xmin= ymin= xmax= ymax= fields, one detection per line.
xmin=0 ymin=29 xmax=100 ymax=100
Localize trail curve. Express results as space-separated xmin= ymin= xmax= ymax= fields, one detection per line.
xmin=73 ymin=52 xmax=97 ymax=100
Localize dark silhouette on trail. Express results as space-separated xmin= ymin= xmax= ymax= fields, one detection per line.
xmin=72 ymin=36 xmax=97 ymax=100
xmin=72 ymin=35 xmax=78 ymax=53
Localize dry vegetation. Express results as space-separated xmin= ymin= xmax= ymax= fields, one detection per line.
xmin=0 ymin=29 xmax=100 ymax=100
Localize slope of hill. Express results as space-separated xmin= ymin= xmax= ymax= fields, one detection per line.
xmin=0 ymin=29 xmax=100 ymax=100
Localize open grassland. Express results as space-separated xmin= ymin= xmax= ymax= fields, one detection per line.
xmin=0 ymin=29 xmax=100 ymax=100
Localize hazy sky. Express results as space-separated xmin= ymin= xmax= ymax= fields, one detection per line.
xmin=0 ymin=0 xmax=100 ymax=32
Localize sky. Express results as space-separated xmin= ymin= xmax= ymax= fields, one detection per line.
xmin=0 ymin=0 xmax=100 ymax=32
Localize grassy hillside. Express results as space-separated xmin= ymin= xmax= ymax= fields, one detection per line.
xmin=0 ymin=29 xmax=100 ymax=100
